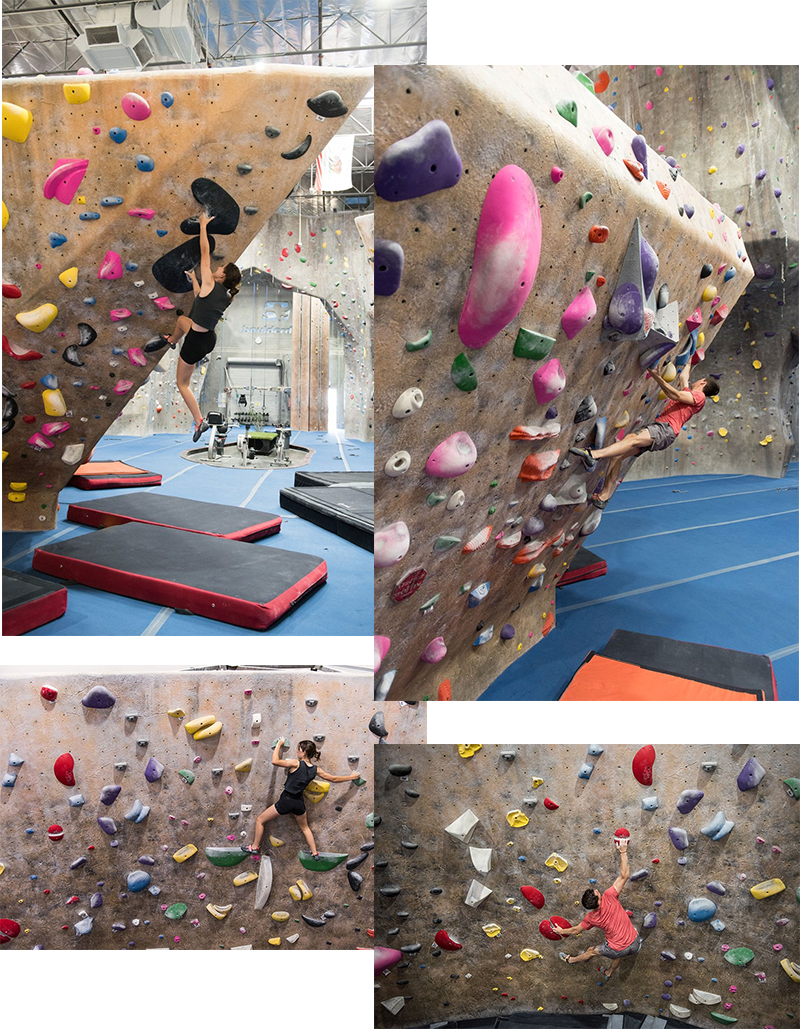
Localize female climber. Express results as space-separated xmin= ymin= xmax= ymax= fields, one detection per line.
xmin=145 ymin=210 xmax=241 ymax=442
xmin=241 ymin=739 xmax=361 ymax=858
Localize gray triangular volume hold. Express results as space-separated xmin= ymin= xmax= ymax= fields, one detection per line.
xmin=638 ymin=300 xmax=680 ymax=369
xmin=601 ymin=218 xmax=647 ymax=344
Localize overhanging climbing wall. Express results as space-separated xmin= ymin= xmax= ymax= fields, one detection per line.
xmin=591 ymin=65 xmax=798 ymax=479
xmin=2 ymin=64 xmax=372 ymax=531
xmin=374 ymin=743 xmax=800 ymax=1028
xmin=373 ymin=65 xmax=754 ymax=702
xmin=0 ymin=667 xmax=423 ymax=950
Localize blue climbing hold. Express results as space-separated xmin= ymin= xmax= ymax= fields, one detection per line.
xmin=109 ymin=127 xmax=127 ymax=143
xmin=578 ymin=762 xmax=594 ymax=780
xmin=700 ymin=810 xmax=734 ymax=840
xmin=83 ymin=298 xmax=96 ymax=305
xmin=161 ymin=92 xmax=174 ymax=108
xmin=156 ymin=229 xmax=168 ymax=237
xmin=127 ymin=870 xmax=151 ymax=893
xmin=688 ymin=897 xmax=717 ymax=923
xmin=125 ymin=261 xmax=138 ymax=271
xmin=79 ymin=212 xmax=100 ymax=220
xmin=49 ymin=232 xmax=67 ymax=248
xmin=136 ymin=154 xmax=155 ymax=172
xmin=101 ymin=196 xmax=123 ymax=207
xmin=40 ymin=373 xmax=58 ymax=389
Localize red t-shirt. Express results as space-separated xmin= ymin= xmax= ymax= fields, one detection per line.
xmin=579 ymin=886 xmax=637 ymax=950
xmin=656 ymin=389 xmax=705 ymax=435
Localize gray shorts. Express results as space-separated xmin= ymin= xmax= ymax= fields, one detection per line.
xmin=640 ymin=421 xmax=676 ymax=452
xmin=597 ymin=932 xmax=643 ymax=960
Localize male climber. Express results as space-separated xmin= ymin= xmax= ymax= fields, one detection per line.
xmin=556 ymin=836 xmax=641 ymax=980
xmin=569 ymin=357 xmax=720 ymax=508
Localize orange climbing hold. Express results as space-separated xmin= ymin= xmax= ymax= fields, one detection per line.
xmin=593 ymin=71 xmax=610 ymax=94
xmin=623 ymin=159 xmax=644 ymax=181
xmin=438 ymin=679 xmax=452 ymax=701
xmin=656 ymin=181 xmax=671 ymax=199
xmin=518 ymin=451 xmax=559 ymax=481
xmin=588 ymin=225 xmax=609 ymax=244
xmin=462 ymin=525 xmax=492 ymax=553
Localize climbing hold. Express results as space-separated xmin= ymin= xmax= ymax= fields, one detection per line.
xmin=160 ymin=91 xmax=174 ymax=108
xmin=165 ymin=903 xmax=188 ymax=919
xmin=543 ymin=797 xmax=559 ymax=811
xmin=374 ymin=521 xmax=410 ymax=568
xmin=97 ymin=816 xmax=118 ymax=835
xmin=98 ymin=251 xmax=123 ymax=280
xmin=205 ymin=847 xmax=250 ymax=867
xmin=43 ymin=158 xmax=89 ymax=205
xmin=676 ymin=789 xmax=704 ymax=814
xmin=551 ymin=166 xmax=564 ymax=183
xmin=420 ymin=638 xmax=447 ymax=663
xmin=58 ymin=267 xmax=78 ymax=289
xmin=54 ymin=753 xmax=75 ymax=786
xmin=375 ymin=120 xmax=462 ymax=202
xmin=100 ymin=785 xmax=121 ymax=806
xmin=388 ymin=763 xmax=413 ymax=778
xmin=374 ymin=237 xmax=404 ymax=295
xmin=750 ymin=878 xmax=785 ymax=900
xmin=15 ymin=304 xmax=58 ymax=333
xmin=434 ymin=929 xmax=462 ymax=951
xmin=783 ymin=777 xmax=800 ymax=799
xmin=425 ymin=431 xmax=477 ymax=478
xmin=465 ymin=880 xmax=492 ymax=907
xmin=700 ymin=811 xmax=734 ymax=841
xmin=506 ymin=810 xmax=529 ymax=828
xmin=172 ymin=845 xmax=197 ymax=863
xmin=451 ymin=352 xmax=477 ymax=391
xmin=298 ymin=851 xmax=347 ymax=871
xmin=723 ymin=947 xmax=755 ymax=966
xmin=518 ymin=451 xmax=560 ymax=482
xmin=642 ymin=796 xmax=658 ymax=811
xmin=445 ymin=809 xmax=479 ymax=843
xmin=127 ymin=871 xmax=151 ymax=893
xmin=545 ymin=853 xmax=568 ymax=872
xmin=121 ymin=92 xmax=151 ymax=120
xmin=513 ymin=328 xmax=556 ymax=361
xmin=556 ymin=99 xmax=577 ymax=126
xmin=737 ymin=756 xmax=766 ymax=791
xmin=578 ymin=762 xmax=594 ymax=780
xmin=562 ymin=286 xmax=597 ymax=339
xmin=539 ymin=916 xmax=571 ymax=940
xmin=574 ymin=395 xmax=597 ymax=423
xmin=520 ymin=886 xmax=545 ymax=909
xmin=588 ymin=225 xmax=609 ymax=244
xmin=2 ymin=100 xmax=33 ymax=142
xmin=193 ymin=720 xmax=222 ymax=740
xmin=669 ymin=827 xmax=689 ymax=850
xmin=81 ymin=685 xmax=116 ymax=709
xmin=135 ymin=154 xmax=155 ymax=172
xmin=632 ymin=744 xmax=655 ymax=786
xmin=281 ymin=134 xmax=312 ymax=160
xmin=391 ymin=387 xmax=423 ymax=418
xmin=631 ymin=135 xmax=648 ymax=178
xmin=592 ymin=126 xmax=614 ymax=155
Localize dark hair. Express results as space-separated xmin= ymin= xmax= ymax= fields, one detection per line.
xmin=581 ymin=888 xmax=599 ymax=910
xmin=298 ymin=740 xmax=319 ymax=762
xmin=223 ymin=262 xmax=241 ymax=299
xmin=702 ymin=380 xmax=719 ymax=397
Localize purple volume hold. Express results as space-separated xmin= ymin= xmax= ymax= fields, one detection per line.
xmin=676 ymin=789 xmax=704 ymax=814
xmin=375 ymin=120 xmax=463 ymax=202
xmin=144 ymin=757 xmax=165 ymax=783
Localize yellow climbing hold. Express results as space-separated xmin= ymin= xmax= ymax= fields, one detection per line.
xmin=206 ymin=903 xmax=232 ymax=919
xmin=520 ymin=949 xmax=543 ymax=961
xmin=10 ymin=483 xmax=27 ymax=491
xmin=527 ymin=563 xmax=546 ymax=578
xmin=184 ymin=714 xmax=216 ymax=735
xmin=759 ymin=436 xmax=773 ymax=446
xmin=506 ymin=810 xmax=529 ymax=828
xmin=749 ymin=878 xmax=785 ymax=900
xmin=2 ymin=200 xmax=7 ymax=229
xmin=234 ymin=758 xmax=253 ymax=772
xmin=288 ymin=879 xmax=313 ymax=901
xmin=43 ymin=389 xmax=66 ymax=417
xmin=711 ymin=395 xmax=720 ymax=403
xmin=63 ymin=82 xmax=91 ymax=104
xmin=458 ymin=744 xmax=482 ymax=758
xmin=173 ymin=844 xmax=197 ymax=863
xmin=753 ymin=360 xmax=762 ymax=369
xmin=303 ymin=780 xmax=330 ymax=804
xmin=7 ymin=492 xmax=27 ymax=503
xmin=233 ymin=871 xmax=258 ymax=886
xmin=718 ymin=428 xmax=728 ymax=437
xmin=531 ymin=776 xmax=543 ymax=788
xmin=545 ymin=852 xmax=568 ymax=872
xmin=194 ymin=720 xmax=223 ymax=740
xmin=708 ymin=166 xmax=717 ymax=174
xmin=269 ymin=836 xmax=284 ymax=847
xmin=482 ymin=923 xmax=502 ymax=938
xmin=16 ymin=303 xmax=58 ymax=333
xmin=780 ymin=958 xmax=800 ymax=983
xmin=59 ymin=267 xmax=78 ymax=289
xmin=698 ymin=332 xmax=705 ymax=345
xmin=271 ymin=911 xmax=291 ymax=922
xmin=167 ymin=708 xmax=185 ymax=718
xmin=701 ymin=286 xmax=717 ymax=302
xmin=2 ymin=101 xmax=33 ymax=143
xmin=0 ymin=862 xmax=4 ymax=875
xmin=268 ymin=937 xmax=281 ymax=946
xmin=662 ymin=362 xmax=677 ymax=383
xmin=614 ymin=410 xmax=630 ymax=429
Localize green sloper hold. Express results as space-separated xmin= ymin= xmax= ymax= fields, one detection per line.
xmin=366 ymin=813 xmax=379 ymax=828
xmin=205 ymin=847 xmax=250 ymax=867
xmin=177 ymin=770 xmax=195 ymax=784
xmin=573 ymin=71 xmax=594 ymax=91
xmin=556 ymin=99 xmax=578 ymax=127
xmin=165 ymin=903 xmax=187 ymax=920
xmin=710 ymin=1014 xmax=738 ymax=1025
xmin=579 ymin=192 xmax=593 ymax=208
xmin=783 ymin=777 xmax=800 ymax=799
xmin=406 ymin=330 xmax=432 ymax=352
xmin=426 ymin=492 xmax=446 ymax=507
xmin=433 ymin=537 xmax=461 ymax=552
xmin=513 ymin=328 xmax=556 ymax=360
xmin=354 ymin=777 xmax=366 ymax=786
xmin=724 ymin=947 xmax=754 ymax=966
xmin=298 ymin=850 xmax=348 ymax=871
xmin=451 ymin=352 xmax=477 ymax=391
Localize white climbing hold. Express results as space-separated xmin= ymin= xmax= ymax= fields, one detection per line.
xmin=465 ymin=879 xmax=492 ymax=907
xmin=444 ymin=809 xmax=479 ymax=843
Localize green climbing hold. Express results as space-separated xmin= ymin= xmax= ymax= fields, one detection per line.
xmin=488 ymin=505 xmax=496 ymax=515
xmin=451 ymin=352 xmax=477 ymax=391
xmin=366 ymin=813 xmax=377 ymax=828
xmin=579 ymin=192 xmax=593 ymax=208
xmin=573 ymin=71 xmax=594 ymax=91
xmin=585 ymin=270 xmax=595 ymax=282
xmin=513 ymin=327 xmax=556 ymax=360
xmin=724 ymin=947 xmax=754 ymax=966
xmin=783 ymin=777 xmax=800 ymax=799
xmin=354 ymin=777 xmax=366 ymax=787
xmin=710 ymin=1014 xmax=738 ymax=1025
xmin=490 ymin=480 xmax=498 ymax=488
xmin=419 ymin=593 xmax=441 ymax=610
xmin=406 ymin=329 xmax=432 ymax=352
xmin=177 ymin=770 xmax=195 ymax=785
xmin=165 ymin=903 xmax=188 ymax=920
xmin=556 ymin=99 xmax=578 ymax=127
xmin=458 ymin=582 xmax=472 ymax=594
xmin=427 ymin=492 xmax=446 ymax=507
xmin=433 ymin=536 xmax=461 ymax=552
xmin=205 ymin=847 xmax=250 ymax=867
xmin=298 ymin=850 xmax=348 ymax=871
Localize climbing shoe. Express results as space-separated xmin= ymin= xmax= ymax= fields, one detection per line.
xmin=143 ymin=334 xmax=174 ymax=354
xmin=568 ymin=446 xmax=597 ymax=471
xmin=192 ymin=418 xmax=210 ymax=443
xmin=590 ymin=495 xmax=608 ymax=510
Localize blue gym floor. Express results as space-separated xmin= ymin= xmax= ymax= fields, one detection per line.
xmin=3 ymin=429 xmax=373 ymax=636
xmin=480 ymin=464 xmax=799 ymax=701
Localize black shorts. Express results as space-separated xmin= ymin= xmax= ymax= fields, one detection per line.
xmin=275 ymin=791 xmax=306 ymax=816
xmin=180 ymin=327 xmax=216 ymax=365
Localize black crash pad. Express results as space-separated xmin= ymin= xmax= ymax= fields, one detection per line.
xmin=279 ymin=485 xmax=373 ymax=551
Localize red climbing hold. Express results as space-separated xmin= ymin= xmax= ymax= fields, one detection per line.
xmin=41 ymin=686 xmax=58 ymax=702
xmin=544 ymin=797 xmax=559 ymax=810
xmin=392 ymin=567 xmax=427 ymax=603
xmin=437 ymin=679 xmax=452 ymax=702
xmin=520 ymin=885 xmax=545 ymax=909
xmin=656 ymin=181 xmax=671 ymax=200
xmin=54 ymin=752 xmax=75 ymax=786
xmin=48 ymin=825 xmax=64 ymax=842
xmin=632 ymin=745 xmax=656 ymax=786
xmin=434 ymin=929 xmax=462 ymax=951
xmin=539 ymin=916 xmax=571 ymax=941
xmin=615 ymin=827 xmax=630 ymax=840
xmin=594 ymin=71 xmax=610 ymax=94
xmin=0 ymin=919 xmax=22 ymax=944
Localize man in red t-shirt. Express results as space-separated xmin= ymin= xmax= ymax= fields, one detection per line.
xmin=569 ymin=357 xmax=720 ymax=508
xmin=556 ymin=836 xmax=641 ymax=979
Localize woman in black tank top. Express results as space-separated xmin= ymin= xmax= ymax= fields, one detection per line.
xmin=242 ymin=739 xmax=362 ymax=857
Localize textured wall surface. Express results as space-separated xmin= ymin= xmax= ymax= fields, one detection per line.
xmin=373 ymin=65 xmax=754 ymax=702
xmin=374 ymin=743 xmax=799 ymax=1028
xmin=592 ymin=65 xmax=798 ymax=479
xmin=0 ymin=667 xmax=425 ymax=950
xmin=2 ymin=64 xmax=372 ymax=529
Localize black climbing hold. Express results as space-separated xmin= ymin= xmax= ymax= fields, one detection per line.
xmin=603 ymin=360 xmax=615 ymax=375
xmin=387 ymin=927 xmax=400 ymax=935
xmin=301 ymin=915 xmax=327 ymax=927
xmin=374 ymin=859 xmax=388 ymax=868
xmin=63 ymin=345 xmax=85 ymax=367
xmin=180 ymin=178 xmax=240 ymax=236
xmin=380 ymin=885 xmax=401 ymax=897
xmin=360 ymin=842 xmax=374 ymax=852
xmin=237 ymin=164 xmax=252 ymax=175
xmin=405 ymin=789 xmax=420 ymax=798
xmin=152 ymin=235 xmax=217 ymax=293
xmin=78 ymin=323 xmax=97 ymax=347
xmin=400 ymin=842 xmax=418 ymax=850
xmin=430 ymin=887 xmax=442 ymax=895
xmin=700 ymin=263 xmax=713 ymax=278
xmin=433 ymin=917 xmax=442 ymax=924
xmin=400 ymin=943 xmax=422 ymax=954
xmin=369 ymin=712 xmax=388 ymax=738
xmin=323 ymin=911 xmax=336 ymax=919
xmin=389 ymin=764 xmax=412 ymax=777
xmin=281 ymin=134 xmax=312 ymax=160
xmin=346 ymin=852 xmax=369 ymax=870
xmin=264 ymin=125 xmax=281 ymax=138
xmin=347 ymin=871 xmax=363 ymax=892
xmin=397 ymin=911 xmax=409 ymax=918
xmin=307 ymin=90 xmax=349 ymax=118
xmin=574 ymin=430 xmax=586 ymax=443
xmin=574 ymin=395 xmax=597 ymax=423
xmin=243 ymin=206 xmax=259 ymax=215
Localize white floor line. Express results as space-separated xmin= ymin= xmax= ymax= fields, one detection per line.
xmin=141 ymin=608 xmax=174 ymax=635
xmin=558 ymin=552 xmax=799 ymax=613
xmin=3 ymin=526 xmax=76 ymax=568
xmin=591 ymin=509 xmax=798 ymax=548
xmin=239 ymin=470 xmax=272 ymax=508
xmin=152 ymin=464 xmax=197 ymax=488
xmin=616 ymin=473 xmax=745 ymax=492
xmin=768 ymin=643 xmax=800 ymax=661
xmin=606 ymin=485 xmax=789 ymax=514
xmin=334 ymin=430 xmax=351 ymax=471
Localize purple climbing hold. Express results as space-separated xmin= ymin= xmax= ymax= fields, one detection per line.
xmin=737 ymin=756 xmax=766 ymax=791
xmin=81 ymin=685 xmax=116 ymax=709
xmin=90 ymin=893 xmax=103 ymax=908
xmin=767 ymin=77 xmax=774 ymax=90
xmin=374 ymin=238 xmax=404 ymax=296
xmin=643 ymin=912 xmax=658 ymax=929
xmin=676 ymin=789 xmax=704 ymax=814
xmin=754 ymin=263 xmax=775 ymax=280
xmin=736 ymin=144 xmax=745 ymax=155
xmin=375 ymin=121 xmax=462 ymax=202
xmin=545 ymin=407 xmax=558 ymax=420
xmin=630 ymin=868 xmax=649 ymax=882
xmin=684 ymin=204 xmax=694 ymax=219
xmin=144 ymin=757 xmax=165 ymax=783
xmin=756 ymin=169 xmax=767 ymax=181
xmin=100 ymin=785 xmax=122 ymax=806
xmin=70 ymin=857 xmax=87 ymax=870
xmin=631 ymin=134 xmax=648 ymax=179
xmin=669 ymin=827 xmax=689 ymax=850
xmin=500 ymin=624 xmax=515 ymax=640
xmin=607 ymin=281 xmax=644 ymax=335
xmin=522 ymin=516 xmax=544 ymax=536
xmin=640 ymin=236 xmax=659 ymax=298
xmin=706 ymin=881 xmax=726 ymax=896
xmin=97 ymin=817 xmax=118 ymax=835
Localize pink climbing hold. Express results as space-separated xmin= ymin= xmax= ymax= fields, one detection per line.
xmin=128 ymin=208 xmax=155 ymax=220
xmin=561 ymin=286 xmax=597 ymax=340
xmin=113 ymin=379 xmax=134 ymax=395
xmin=110 ymin=309 xmax=132 ymax=322
xmin=41 ymin=421 xmax=70 ymax=436
xmin=98 ymin=251 xmax=123 ymax=280
xmin=121 ymin=92 xmax=152 ymax=121
xmin=374 ymin=635 xmax=391 ymax=673
xmin=43 ymin=158 xmax=89 ymax=205
xmin=532 ymin=358 xmax=566 ymax=403
xmin=153 ymin=297 xmax=175 ymax=311
xmin=685 ymin=308 xmax=703 ymax=332
xmin=420 ymin=637 xmax=447 ymax=664
xmin=551 ymin=166 xmax=564 ymax=183
xmin=374 ymin=521 xmax=410 ymax=568
xmin=27 ymin=432 xmax=55 ymax=450
xmin=425 ymin=431 xmax=478 ymax=478
xmin=592 ymin=126 xmax=615 ymax=156
xmin=127 ymin=348 xmax=146 ymax=366
xmin=458 ymin=164 xmax=542 ymax=349
xmin=374 ymin=946 xmax=403 ymax=975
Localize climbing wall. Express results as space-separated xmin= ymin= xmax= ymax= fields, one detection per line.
xmin=2 ymin=64 xmax=372 ymax=530
xmin=0 ymin=667 xmax=423 ymax=950
xmin=590 ymin=65 xmax=798 ymax=479
xmin=373 ymin=65 xmax=754 ymax=702
xmin=236 ymin=208 xmax=374 ymax=440
xmin=374 ymin=743 xmax=800 ymax=1028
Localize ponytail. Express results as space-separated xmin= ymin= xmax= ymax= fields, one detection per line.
xmin=223 ymin=262 xmax=241 ymax=299
xmin=298 ymin=739 xmax=319 ymax=762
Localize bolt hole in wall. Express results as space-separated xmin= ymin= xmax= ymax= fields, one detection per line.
xmin=374 ymin=743 xmax=800 ymax=1029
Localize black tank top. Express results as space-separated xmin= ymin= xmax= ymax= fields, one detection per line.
xmin=189 ymin=281 xmax=231 ymax=330
xmin=283 ymin=762 xmax=317 ymax=796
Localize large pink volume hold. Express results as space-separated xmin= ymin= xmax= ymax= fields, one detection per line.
xmin=458 ymin=165 xmax=542 ymax=349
